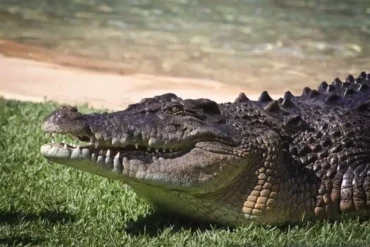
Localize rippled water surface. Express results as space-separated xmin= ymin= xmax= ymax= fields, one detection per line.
xmin=1 ymin=0 xmax=370 ymax=91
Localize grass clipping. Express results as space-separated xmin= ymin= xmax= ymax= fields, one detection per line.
xmin=0 ymin=98 xmax=369 ymax=247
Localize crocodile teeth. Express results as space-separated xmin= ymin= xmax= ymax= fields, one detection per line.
xmin=112 ymin=138 xmax=120 ymax=145
xmin=106 ymin=149 xmax=111 ymax=157
xmin=135 ymin=143 xmax=139 ymax=149
xmin=63 ymin=143 xmax=67 ymax=149
xmin=71 ymin=146 xmax=81 ymax=158
xmin=105 ymin=155 xmax=113 ymax=167
xmin=81 ymin=148 xmax=90 ymax=158
xmin=147 ymin=147 xmax=151 ymax=152
xmin=148 ymin=138 xmax=156 ymax=147
xmin=155 ymin=148 xmax=159 ymax=153
xmin=115 ymin=152 xmax=120 ymax=159
xmin=169 ymin=149 xmax=173 ymax=152
xmin=95 ymin=141 xmax=99 ymax=149
xmin=89 ymin=137 xmax=94 ymax=144
xmin=97 ymin=155 xmax=104 ymax=165
xmin=113 ymin=152 xmax=122 ymax=171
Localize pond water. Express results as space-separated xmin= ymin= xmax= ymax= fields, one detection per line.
xmin=1 ymin=0 xmax=370 ymax=92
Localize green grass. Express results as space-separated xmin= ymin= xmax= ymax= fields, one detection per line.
xmin=0 ymin=98 xmax=370 ymax=247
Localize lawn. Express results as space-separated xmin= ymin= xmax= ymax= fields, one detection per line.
xmin=0 ymin=98 xmax=369 ymax=247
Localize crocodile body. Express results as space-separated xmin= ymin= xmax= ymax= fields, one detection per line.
xmin=41 ymin=72 xmax=370 ymax=226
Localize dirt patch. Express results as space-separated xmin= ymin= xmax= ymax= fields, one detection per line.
xmin=0 ymin=54 xmax=273 ymax=110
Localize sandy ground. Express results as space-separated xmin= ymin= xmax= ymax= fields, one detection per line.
xmin=0 ymin=40 xmax=287 ymax=110
xmin=0 ymin=53 xmax=280 ymax=110
xmin=1 ymin=39 xmax=367 ymax=110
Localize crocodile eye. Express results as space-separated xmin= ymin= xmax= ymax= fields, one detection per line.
xmin=167 ymin=104 xmax=184 ymax=114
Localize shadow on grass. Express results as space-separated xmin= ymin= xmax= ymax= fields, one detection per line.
xmin=123 ymin=211 xmax=370 ymax=237
xmin=123 ymin=211 xmax=228 ymax=236
xmin=0 ymin=209 xmax=76 ymax=225
xmin=0 ymin=209 xmax=76 ymax=246
xmin=0 ymin=236 xmax=44 ymax=246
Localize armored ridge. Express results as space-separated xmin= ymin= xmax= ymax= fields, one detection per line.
xmin=40 ymin=72 xmax=370 ymax=226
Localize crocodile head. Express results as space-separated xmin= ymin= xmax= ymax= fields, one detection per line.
xmin=41 ymin=94 xmax=246 ymax=195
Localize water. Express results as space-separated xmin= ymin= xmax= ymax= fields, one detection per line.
xmin=1 ymin=0 xmax=370 ymax=92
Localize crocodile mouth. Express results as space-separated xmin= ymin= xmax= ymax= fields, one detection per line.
xmin=41 ymin=133 xmax=193 ymax=163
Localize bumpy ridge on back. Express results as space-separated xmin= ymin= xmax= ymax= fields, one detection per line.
xmin=236 ymin=72 xmax=370 ymax=116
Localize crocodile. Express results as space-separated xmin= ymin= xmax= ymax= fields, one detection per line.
xmin=40 ymin=72 xmax=370 ymax=226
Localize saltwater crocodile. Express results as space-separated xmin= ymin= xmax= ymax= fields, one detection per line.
xmin=40 ymin=72 xmax=370 ymax=226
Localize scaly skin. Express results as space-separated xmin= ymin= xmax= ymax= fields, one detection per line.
xmin=40 ymin=72 xmax=370 ymax=226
